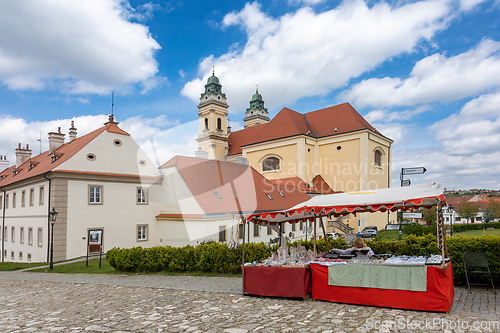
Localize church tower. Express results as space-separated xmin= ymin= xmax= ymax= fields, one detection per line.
xmin=243 ymin=86 xmax=269 ymax=128
xmin=196 ymin=70 xmax=229 ymax=160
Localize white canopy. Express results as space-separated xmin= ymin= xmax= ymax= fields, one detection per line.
xmin=246 ymin=183 xmax=445 ymax=225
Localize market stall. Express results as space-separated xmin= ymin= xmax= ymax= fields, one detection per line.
xmin=241 ymin=183 xmax=453 ymax=311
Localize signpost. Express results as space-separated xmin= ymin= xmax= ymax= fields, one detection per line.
xmin=403 ymin=212 xmax=423 ymax=219
xmin=400 ymin=167 xmax=426 ymax=187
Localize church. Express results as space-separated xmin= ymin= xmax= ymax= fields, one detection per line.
xmin=0 ymin=72 xmax=393 ymax=263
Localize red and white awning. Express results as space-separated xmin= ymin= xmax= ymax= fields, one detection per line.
xmin=246 ymin=183 xmax=445 ymax=225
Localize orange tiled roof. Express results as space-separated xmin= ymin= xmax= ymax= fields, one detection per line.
xmin=228 ymin=103 xmax=388 ymax=156
xmin=160 ymin=156 xmax=310 ymax=215
xmin=0 ymin=124 xmax=129 ymax=187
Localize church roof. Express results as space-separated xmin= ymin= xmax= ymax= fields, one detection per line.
xmin=0 ymin=123 xmax=130 ymax=187
xmin=229 ymin=103 xmax=389 ymax=155
xmin=270 ymin=175 xmax=336 ymax=196
xmin=159 ymin=156 xmax=310 ymax=215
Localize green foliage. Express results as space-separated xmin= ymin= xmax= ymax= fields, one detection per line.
xmin=452 ymin=222 xmax=500 ymax=232
xmin=422 ymin=206 xmax=437 ymax=224
xmin=402 ymin=223 xmax=436 ymax=236
xmin=106 ymin=235 xmax=500 ymax=286
xmin=458 ymin=202 xmax=480 ymax=222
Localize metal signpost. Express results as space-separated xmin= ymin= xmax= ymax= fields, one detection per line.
xmin=399 ymin=167 xmax=427 ymax=240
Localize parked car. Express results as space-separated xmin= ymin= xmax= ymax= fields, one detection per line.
xmin=360 ymin=229 xmax=377 ymax=238
xmin=325 ymin=232 xmax=340 ymax=240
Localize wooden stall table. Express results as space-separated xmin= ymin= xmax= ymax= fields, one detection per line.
xmin=244 ymin=265 xmax=312 ymax=298
xmin=310 ymin=263 xmax=454 ymax=312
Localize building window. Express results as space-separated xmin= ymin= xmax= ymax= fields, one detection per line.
xmin=39 ymin=186 xmax=44 ymax=205
xmin=11 ymin=251 xmax=14 ymax=260
xmin=292 ymin=223 xmax=296 ymax=232
xmin=218 ymin=225 xmax=227 ymax=242
xmin=217 ymin=118 xmax=222 ymax=130
xmin=238 ymin=224 xmax=244 ymax=239
xmin=12 ymin=192 xmax=16 ymax=208
xmin=374 ymin=149 xmax=383 ymax=167
xmin=0 ymin=195 xmax=2 ymax=209
xmin=137 ymin=188 xmax=148 ymax=205
xmin=267 ymin=226 xmax=272 ymax=235
xmin=89 ymin=185 xmax=102 ymax=204
xmin=29 ymin=188 xmax=35 ymax=206
xmin=204 ymin=118 xmax=209 ymax=130
xmin=27 ymin=253 xmax=31 ymax=261
xmin=37 ymin=228 xmax=43 ymax=247
xmin=28 ymin=228 xmax=33 ymax=245
xmin=19 ymin=252 xmax=23 ymax=260
xmin=3 ymin=226 xmax=7 ymax=241
xmin=137 ymin=225 xmax=148 ymax=241
xmin=262 ymin=157 xmax=280 ymax=172
xmin=21 ymin=190 xmax=26 ymax=207
xmin=300 ymin=221 xmax=304 ymax=230
xmin=266 ymin=194 xmax=273 ymax=201
xmin=20 ymin=227 xmax=24 ymax=244
xmin=214 ymin=192 xmax=223 ymax=200
xmin=11 ymin=227 xmax=15 ymax=243
xmin=253 ymin=223 xmax=260 ymax=237
xmin=5 ymin=194 xmax=8 ymax=208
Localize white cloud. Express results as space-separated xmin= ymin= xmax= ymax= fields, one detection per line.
xmin=182 ymin=0 xmax=453 ymax=112
xmin=364 ymin=106 xmax=430 ymax=123
xmin=0 ymin=113 xmax=191 ymax=170
xmin=459 ymin=0 xmax=488 ymax=11
xmin=430 ymin=91 xmax=500 ymax=155
xmin=342 ymin=39 xmax=500 ymax=107
xmin=0 ymin=0 xmax=162 ymax=95
xmin=288 ymin=0 xmax=327 ymax=5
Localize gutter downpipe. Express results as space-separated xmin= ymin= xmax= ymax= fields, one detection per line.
xmin=43 ymin=173 xmax=52 ymax=262
xmin=1 ymin=187 xmax=5 ymax=262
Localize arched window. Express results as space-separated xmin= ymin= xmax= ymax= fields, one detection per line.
xmin=374 ymin=149 xmax=382 ymax=167
xmin=217 ymin=118 xmax=222 ymax=130
xmin=263 ymin=157 xmax=280 ymax=171
xmin=204 ymin=118 xmax=208 ymax=130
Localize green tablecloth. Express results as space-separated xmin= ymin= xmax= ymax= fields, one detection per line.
xmin=328 ymin=264 xmax=427 ymax=291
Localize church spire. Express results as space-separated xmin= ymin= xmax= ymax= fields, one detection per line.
xmin=243 ymin=85 xmax=269 ymax=128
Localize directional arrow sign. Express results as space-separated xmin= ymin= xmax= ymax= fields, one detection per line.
xmin=403 ymin=212 xmax=423 ymax=219
xmin=402 ymin=167 xmax=427 ymax=175
xmin=401 ymin=179 xmax=411 ymax=187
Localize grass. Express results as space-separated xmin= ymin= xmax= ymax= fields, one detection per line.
xmin=374 ymin=228 xmax=500 ymax=241
xmin=0 ymin=262 xmax=47 ymax=271
xmin=28 ymin=258 xmax=241 ymax=277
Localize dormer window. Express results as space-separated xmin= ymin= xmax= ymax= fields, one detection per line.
xmin=278 ymin=191 xmax=285 ymax=198
xmin=13 ymin=168 xmax=21 ymax=176
xmin=266 ymin=194 xmax=274 ymax=201
xmin=51 ymin=152 xmax=64 ymax=163
xmin=262 ymin=156 xmax=280 ymax=172
xmin=28 ymin=161 xmax=39 ymax=171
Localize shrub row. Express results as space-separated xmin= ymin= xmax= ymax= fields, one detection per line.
xmin=452 ymin=222 xmax=500 ymax=232
xmin=106 ymin=235 xmax=499 ymax=285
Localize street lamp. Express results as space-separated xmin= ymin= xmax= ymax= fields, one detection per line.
xmin=49 ymin=207 xmax=58 ymax=270
xmin=449 ymin=205 xmax=454 ymax=237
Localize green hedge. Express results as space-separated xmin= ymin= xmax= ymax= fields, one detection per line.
xmin=452 ymin=222 xmax=500 ymax=232
xmin=106 ymin=235 xmax=500 ymax=285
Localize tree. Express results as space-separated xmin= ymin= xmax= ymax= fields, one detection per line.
xmin=457 ymin=202 xmax=480 ymax=223
xmin=485 ymin=201 xmax=500 ymax=222
xmin=422 ymin=206 xmax=437 ymax=225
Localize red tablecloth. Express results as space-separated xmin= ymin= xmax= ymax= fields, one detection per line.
xmin=310 ymin=263 xmax=454 ymax=312
xmin=244 ymin=266 xmax=312 ymax=298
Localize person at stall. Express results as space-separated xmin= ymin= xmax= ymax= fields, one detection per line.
xmin=330 ymin=237 xmax=374 ymax=257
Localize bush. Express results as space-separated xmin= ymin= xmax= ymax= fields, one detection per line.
xmin=402 ymin=223 xmax=436 ymax=236
xmin=452 ymin=222 xmax=500 ymax=233
xmin=106 ymin=235 xmax=500 ymax=285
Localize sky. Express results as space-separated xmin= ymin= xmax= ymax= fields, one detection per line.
xmin=0 ymin=0 xmax=499 ymax=190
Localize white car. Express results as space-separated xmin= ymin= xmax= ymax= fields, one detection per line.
xmin=325 ymin=232 xmax=340 ymax=240
xmin=361 ymin=229 xmax=377 ymax=238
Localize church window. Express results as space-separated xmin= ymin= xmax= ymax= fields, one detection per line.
xmin=263 ymin=157 xmax=280 ymax=172
xmin=374 ymin=149 xmax=383 ymax=167
xmin=217 ymin=118 xmax=222 ymax=130
xmin=204 ymin=118 xmax=208 ymax=130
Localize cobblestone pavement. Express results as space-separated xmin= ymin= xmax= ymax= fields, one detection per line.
xmin=0 ymin=271 xmax=498 ymax=332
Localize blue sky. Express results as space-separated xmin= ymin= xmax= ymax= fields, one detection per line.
xmin=0 ymin=0 xmax=499 ymax=190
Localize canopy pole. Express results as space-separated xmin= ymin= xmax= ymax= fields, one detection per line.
xmin=313 ymin=215 xmax=317 ymax=258
xmin=242 ymin=219 xmax=246 ymax=296
xmin=320 ymin=215 xmax=329 ymax=252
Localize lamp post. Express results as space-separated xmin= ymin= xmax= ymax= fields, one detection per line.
xmin=49 ymin=207 xmax=58 ymax=270
xmin=449 ymin=205 xmax=454 ymax=237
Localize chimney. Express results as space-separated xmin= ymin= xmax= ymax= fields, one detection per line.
xmin=0 ymin=155 xmax=9 ymax=172
xmin=15 ymin=143 xmax=32 ymax=168
xmin=48 ymin=127 xmax=66 ymax=154
xmin=69 ymin=121 xmax=77 ymax=142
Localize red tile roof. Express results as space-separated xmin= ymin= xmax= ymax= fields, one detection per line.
xmin=0 ymin=124 xmax=129 ymax=187
xmin=160 ymin=156 xmax=310 ymax=215
xmin=228 ymin=102 xmax=388 ymax=155
xmin=269 ymin=176 xmax=335 ymax=195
